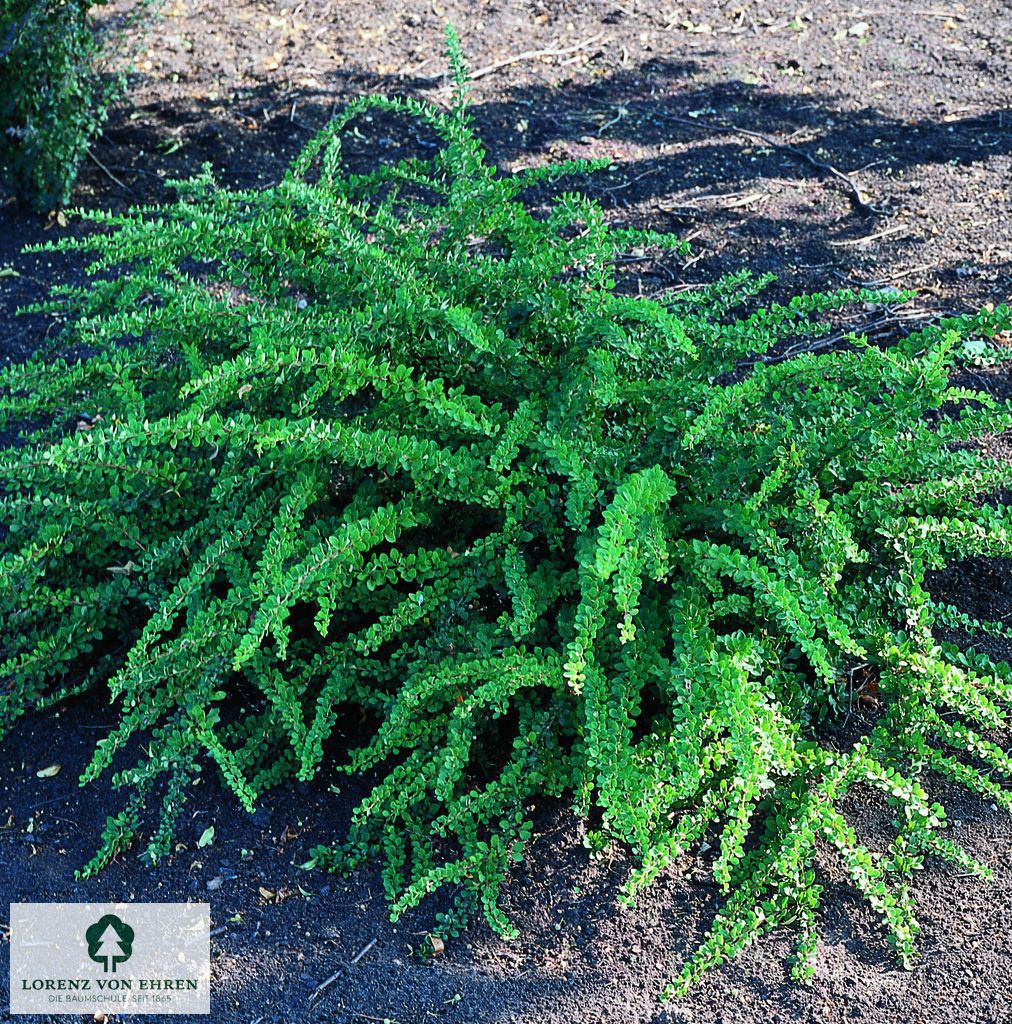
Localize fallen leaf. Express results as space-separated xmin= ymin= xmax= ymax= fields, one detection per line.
xmin=258 ymin=886 xmax=275 ymax=900
xmin=197 ymin=825 xmax=215 ymax=848
xmin=276 ymin=823 xmax=298 ymax=852
xmin=428 ymin=934 xmax=445 ymax=956
xmin=36 ymin=764 xmax=62 ymax=778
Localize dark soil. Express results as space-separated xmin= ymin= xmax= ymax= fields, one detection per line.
xmin=2 ymin=2 xmax=1012 ymax=1023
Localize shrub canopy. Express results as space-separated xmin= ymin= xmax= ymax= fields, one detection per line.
xmin=2 ymin=32 xmax=1012 ymax=995
xmin=0 ymin=0 xmax=151 ymax=209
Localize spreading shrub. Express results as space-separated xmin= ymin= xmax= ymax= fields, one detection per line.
xmin=2 ymin=33 xmax=1012 ymax=995
xmin=0 ymin=0 xmax=152 ymax=210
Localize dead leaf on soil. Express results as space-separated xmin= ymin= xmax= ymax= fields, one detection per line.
xmin=277 ymin=823 xmax=298 ymax=852
xmin=428 ymin=934 xmax=445 ymax=956
xmin=36 ymin=764 xmax=61 ymax=778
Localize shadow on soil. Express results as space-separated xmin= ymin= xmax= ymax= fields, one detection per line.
xmin=67 ymin=59 xmax=1012 ymax=278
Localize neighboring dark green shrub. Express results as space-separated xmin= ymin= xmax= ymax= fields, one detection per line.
xmin=0 ymin=0 xmax=149 ymax=210
xmin=2 ymin=32 xmax=1012 ymax=995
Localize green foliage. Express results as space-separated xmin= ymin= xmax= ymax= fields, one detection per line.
xmin=3 ymin=29 xmax=1012 ymax=994
xmin=0 ymin=0 xmax=152 ymax=210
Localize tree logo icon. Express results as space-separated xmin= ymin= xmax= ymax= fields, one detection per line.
xmin=85 ymin=914 xmax=135 ymax=973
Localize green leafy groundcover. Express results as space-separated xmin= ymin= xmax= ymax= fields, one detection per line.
xmin=3 ymin=33 xmax=1012 ymax=995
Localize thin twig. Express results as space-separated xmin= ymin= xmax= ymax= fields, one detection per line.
xmin=398 ymin=56 xmax=433 ymax=77
xmin=657 ymin=187 xmax=767 ymax=208
xmin=350 ymin=937 xmax=377 ymax=964
xmin=912 ymin=9 xmax=966 ymax=19
xmin=663 ymin=116 xmax=886 ymax=217
xmin=309 ymin=969 xmax=342 ymax=1006
xmin=855 ymin=262 xmax=938 ymax=286
xmin=469 ymin=33 xmax=604 ymax=81
xmin=309 ymin=937 xmax=378 ymax=1007
xmin=826 ymin=223 xmax=912 ymax=247
xmin=29 ymin=794 xmax=74 ymax=812
xmin=87 ymin=149 xmax=132 ymax=194
xmin=601 ymin=168 xmax=658 ymax=193
xmin=746 ymin=308 xmax=941 ymax=367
